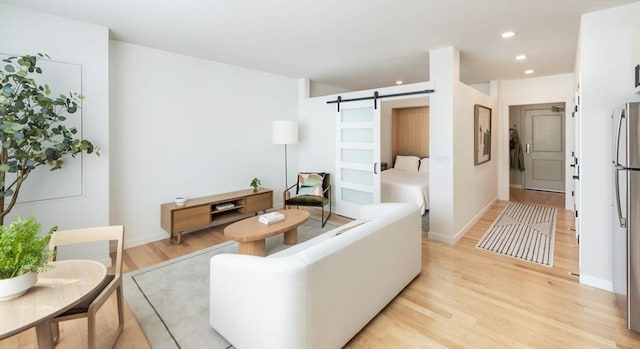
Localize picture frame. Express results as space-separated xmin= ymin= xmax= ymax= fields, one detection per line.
xmin=474 ymin=104 xmax=492 ymax=165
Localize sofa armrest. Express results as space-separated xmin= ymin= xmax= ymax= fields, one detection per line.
xmin=210 ymin=254 xmax=308 ymax=349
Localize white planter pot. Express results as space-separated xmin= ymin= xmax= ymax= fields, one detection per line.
xmin=0 ymin=272 xmax=37 ymax=301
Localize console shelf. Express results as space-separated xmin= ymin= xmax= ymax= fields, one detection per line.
xmin=161 ymin=188 xmax=273 ymax=244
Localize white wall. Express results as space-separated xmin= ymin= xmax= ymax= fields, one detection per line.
xmin=428 ymin=47 xmax=498 ymax=243
xmin=577 ymin=2 xmax=640 ymax=290
xmin=0 ymin=4 xmax=110 ymax=262
xmin=309 ymin=81 xmax=352 ymax=97
xmin=451 ymin=81 xmax=498 ymax=236
xmin=498 ymin=74 xmax=575 ymax=209
xmin=109 ymin=41 xmax=299 ymax=248
xmin=427 ymin=47 xmax=456 ymax=240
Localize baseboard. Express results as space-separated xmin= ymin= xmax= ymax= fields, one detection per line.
xmin=125 ymin=231 xmax=168 ymax=249
xmin=427 ymin=230 xmax=456 ymax=244
xmin=428 ymin=197 xmax=497 ymax=245
xmin=510 ymin=184 xmax=524 ymax=189
xmin=580 ymin=274 xmax=613 ymax=292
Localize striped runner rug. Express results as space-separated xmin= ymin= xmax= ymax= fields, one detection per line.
xmin=476 ymin=201 xmax=557 ymax=267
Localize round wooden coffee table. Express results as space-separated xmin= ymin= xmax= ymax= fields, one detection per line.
xmin=224 ymin=209 xmax=310 ymax=256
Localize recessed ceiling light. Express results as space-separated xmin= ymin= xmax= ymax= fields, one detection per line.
xmin=396 ymin=80 xmax=403 ymax=85
xmin=524 ymin=69 xmax=534 ymax=74
xmin=515 ymin=54 xmax=527 ymax=60
xmin=501 ymin=31 xmax=516 ymax=38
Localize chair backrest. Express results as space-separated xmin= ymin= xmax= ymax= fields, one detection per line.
xmin=296 ymin=172 xmax=330 ymax=198
xmin=49 ymin=225 xmax=124 ymax=276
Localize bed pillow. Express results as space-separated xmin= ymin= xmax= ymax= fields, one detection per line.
xmin=419 ymin=157 xmax=429 ymax=173
xmin=394 ymin=155 xmax=420 ymax=172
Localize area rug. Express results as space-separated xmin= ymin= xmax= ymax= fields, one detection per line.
xmin=476 ymin=201 xmax=557 ymax=267
xmin=123 ymin=217 xmax=341 ymax=349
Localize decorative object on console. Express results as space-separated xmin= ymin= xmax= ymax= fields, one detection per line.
xmin=174 ymin=197 xmax=186 ymax=206
xmin=250 ymin=177 xmax=262 ymax=192
xmin=474 ymin=104 xmax=492 ymax=165
xmin=284 ymin=172 xmax=332 ymax=227
xmin=214 ymin=203 xmax=235 ymax=210
xmin=272 ymin=120 xmax=298 ymax=192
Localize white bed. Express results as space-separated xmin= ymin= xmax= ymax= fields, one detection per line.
xmin=381 ymin=156 xmax=429 ymax=215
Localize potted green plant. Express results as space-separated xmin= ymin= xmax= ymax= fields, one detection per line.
xmin=0 ymin=53 xmax=98 ymax=299
xmin=250 ymin=177 xmax=261 ymax=192
xmin=0 ymin=216 xmax=55 ymax=300
xmin=0 ymin=53 xmax=98 ymax=225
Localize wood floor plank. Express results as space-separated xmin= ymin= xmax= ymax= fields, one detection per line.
xmin=2 ymin=196 xmax=640 ymax=348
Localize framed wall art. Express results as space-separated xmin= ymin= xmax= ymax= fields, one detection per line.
xmin=474 ymin=104 xmax=492 ymax=165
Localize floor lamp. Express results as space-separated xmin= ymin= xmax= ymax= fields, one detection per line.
xmin=272 ymin=120 xmax=298 ymax=192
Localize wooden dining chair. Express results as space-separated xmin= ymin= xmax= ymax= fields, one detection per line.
xmin=48 ymin=225 xmax=125 ymax=349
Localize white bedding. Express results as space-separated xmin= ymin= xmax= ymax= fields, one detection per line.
xmin=381 ymin=168 xmax=429 ymax=215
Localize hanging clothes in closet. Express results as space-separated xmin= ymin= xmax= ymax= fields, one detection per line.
xmin=510 ymin=128 xmax=525 ymax=171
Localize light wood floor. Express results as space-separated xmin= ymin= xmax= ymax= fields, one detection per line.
xmin=3 ymin=192 xmax=640 ymax=348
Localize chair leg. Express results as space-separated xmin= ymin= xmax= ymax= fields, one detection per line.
xmin=105 ymin=285 xmax=125 ymax=349
xmin=51 ymin=321 xmax=60 ymax=344
xmin=322 ymin=204 xmax=332 ymax=227
xmin=87 ymin=307 xmax=99 ymax=349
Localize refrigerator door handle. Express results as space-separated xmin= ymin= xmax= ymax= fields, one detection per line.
xmin=615 ymin=167 xmax=627 ymax=228
xmin=616 ymin=111 xmax=624 ymax=165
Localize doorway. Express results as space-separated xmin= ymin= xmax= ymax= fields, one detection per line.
xmin=509 ymin=103 xmax=566 ymax=193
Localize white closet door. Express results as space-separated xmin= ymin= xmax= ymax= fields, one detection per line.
xmin=335 ymin=101 xmax=381 ymax=218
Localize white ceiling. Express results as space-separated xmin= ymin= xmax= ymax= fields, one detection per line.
xmin=3 ymin=0 xmax=638 ymax=91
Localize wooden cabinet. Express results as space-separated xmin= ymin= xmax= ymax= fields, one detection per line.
xmin=161 ymin=188 xmax=273 ymax=243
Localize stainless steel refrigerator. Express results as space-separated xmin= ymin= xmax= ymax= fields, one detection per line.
xmin=612 ymin=101 xmax=640 ymax=332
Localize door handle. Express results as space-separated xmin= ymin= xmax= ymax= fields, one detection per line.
xmin=525 ymin=143 xmax=531 ymax=154
xmin=615 ymin=168 xmax=627 ymax=228
xmin=373 ymin=162 xmax=378 ymax=175
xmin=615 ymin=112 xmax=624 ymax=165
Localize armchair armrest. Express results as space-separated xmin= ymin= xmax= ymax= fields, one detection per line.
xmin=283 ymin=183 xmax=297 ymax=204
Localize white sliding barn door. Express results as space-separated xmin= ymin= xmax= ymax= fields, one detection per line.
xmin=335 ymin=101 xmax=381 ymax=218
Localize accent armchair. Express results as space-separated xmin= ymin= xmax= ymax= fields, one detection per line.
xmin=284 ymin=172 xmax=332 ymax=227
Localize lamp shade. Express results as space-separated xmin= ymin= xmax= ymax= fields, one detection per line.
xmin=272 ymin=120 xmax=298 ymax=144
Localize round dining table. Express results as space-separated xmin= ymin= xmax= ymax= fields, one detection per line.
xmin=0 ymin=260 xmax=107 ymax=349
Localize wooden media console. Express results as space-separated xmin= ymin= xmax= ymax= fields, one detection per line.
xmin=160 ymin=188 xmax=273 ymax=244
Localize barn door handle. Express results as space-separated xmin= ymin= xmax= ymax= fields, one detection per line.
xmin=373 ymin=162 xmax=378 ymax=174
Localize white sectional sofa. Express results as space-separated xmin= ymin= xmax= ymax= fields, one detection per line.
xmin=209 ymin=202 xmax=422 ymax=349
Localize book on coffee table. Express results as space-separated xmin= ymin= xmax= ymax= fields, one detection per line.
xmin=259 ymin=212 xmax=285 ymax=225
